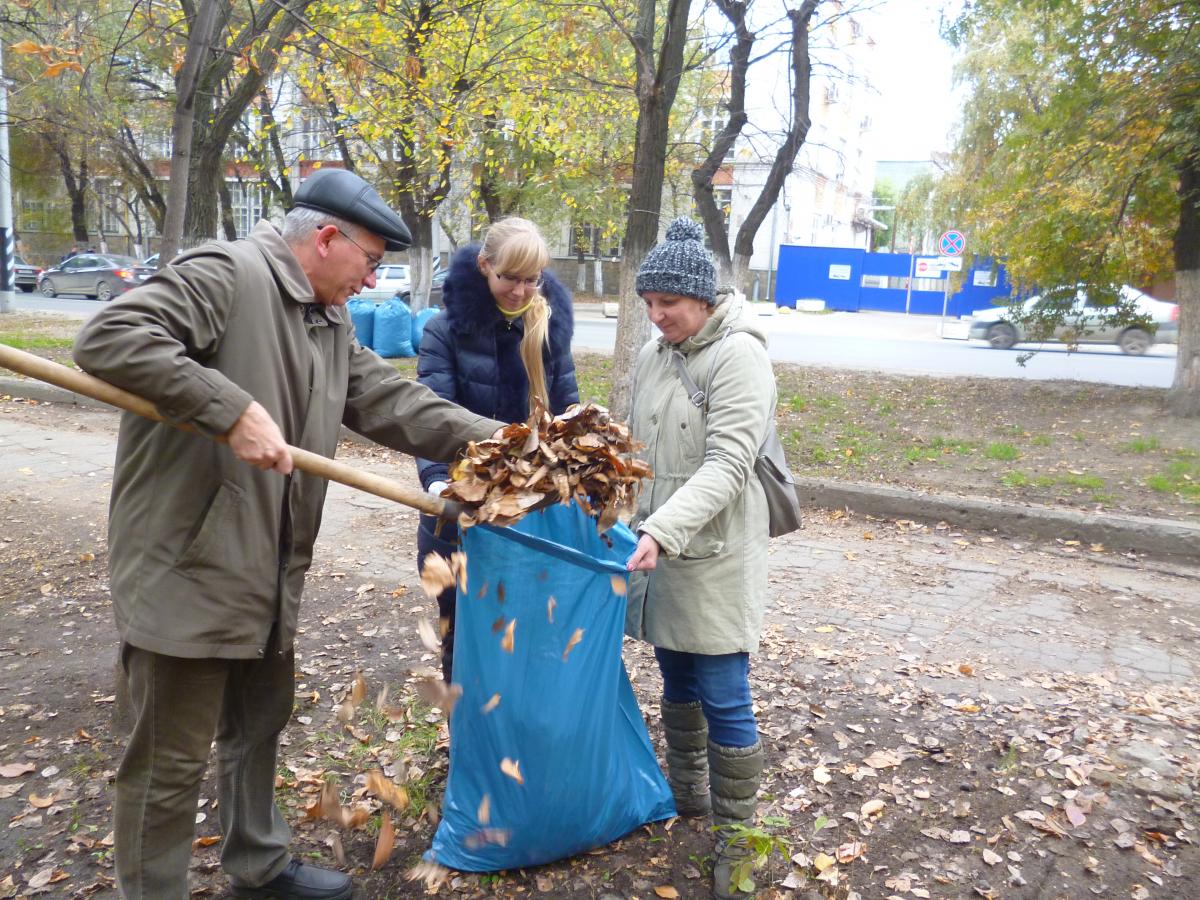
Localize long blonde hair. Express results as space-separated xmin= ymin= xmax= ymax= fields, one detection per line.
xmin=479 ymin=217 xmax=552 ymax=412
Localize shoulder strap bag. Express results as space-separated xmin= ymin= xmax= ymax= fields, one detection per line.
xmin=670 ymin=329 xmax=802 ymax=537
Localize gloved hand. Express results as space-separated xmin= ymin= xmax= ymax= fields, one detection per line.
xmin=428 ymin=480 xmax=449 ymax=497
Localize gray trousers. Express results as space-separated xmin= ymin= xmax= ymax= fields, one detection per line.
xmin=114 ymin=644 xmax=294 ymax=899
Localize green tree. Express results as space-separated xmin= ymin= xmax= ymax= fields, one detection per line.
xmin=949 ymin=0 xmax=1199 ymax=415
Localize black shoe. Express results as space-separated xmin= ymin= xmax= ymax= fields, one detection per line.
xmin=231 ymin=859 xmax=352 ymax=899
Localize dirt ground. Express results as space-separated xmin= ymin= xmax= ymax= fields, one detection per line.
xmin=1 ymin=398 xmax=1197 ymax=899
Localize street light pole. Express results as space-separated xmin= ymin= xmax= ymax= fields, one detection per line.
xmin=0 ymin=40 xmax=16 ymax=314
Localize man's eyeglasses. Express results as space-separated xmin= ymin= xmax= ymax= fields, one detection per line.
xmin=496 ymin=272 xmax=544 ymax=290
xmin=336 ymin=228 xmax=383 ymax=273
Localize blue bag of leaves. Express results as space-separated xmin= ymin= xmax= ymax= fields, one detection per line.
xmin=411 ymin=306 xmax=440 ymax=353
xmin=373 ymin=296 xmax=414 ymax=357
xmin=428 ymin=502 xmax=675 ymax=871
xmin=345 ymin=297 xmax=375 ymax=349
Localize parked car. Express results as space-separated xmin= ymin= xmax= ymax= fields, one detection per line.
xmin=397 ymin=267 xmax=447 ymax=309
xmin=13 ymin=255 xmax=43 ymax=292
xmin=966 ymin=285 xmax=1179 ymax=355
xmin=38 ymin=253 xmax=147 ymax=301
xmin=136 ymin=253 xmax=159 ymax=278
xmin=357 ymin=264 xmax=411 ymax=303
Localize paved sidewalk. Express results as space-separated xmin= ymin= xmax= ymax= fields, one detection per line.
xmin=3 ymin=403 xmax=1195 ymax=693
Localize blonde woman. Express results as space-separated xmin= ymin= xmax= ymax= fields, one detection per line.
xmin=415 ymin=217 xmax=578 ymax=681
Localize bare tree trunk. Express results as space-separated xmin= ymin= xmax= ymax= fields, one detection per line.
xmin=1168 ymin=152 xmax=1199 ymax=416
xmin=161 ymin=0 xmax=219 ymax=267
xmin=691 ymin=0 xmax=753 ymax=286
xmin=731 ymin=0 xmax=818 ymax=296
xmin=218 ymin=178 xmax=238 ymax=241
xmin=609 ymin=0 xmax=694 ymax=421
xmin=184 ymin=0 xmax=314 ymax=244
xmin=50 ymin=139 xmax=90 ymax=243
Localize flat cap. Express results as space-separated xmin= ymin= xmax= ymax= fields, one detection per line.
xmin=291 ymin=168 xmax=412 ymax=251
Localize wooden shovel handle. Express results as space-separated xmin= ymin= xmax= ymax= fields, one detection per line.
xmin=0 ymin=343 xmax=464 ymax=521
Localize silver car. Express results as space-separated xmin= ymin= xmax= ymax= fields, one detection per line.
xmin=967 ymin=285 xmax=1179 ymax=355
xmin=38 ymin=253 xmax=145 ymax=301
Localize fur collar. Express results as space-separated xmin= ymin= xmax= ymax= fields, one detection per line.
xmin=441 ymin=244 xmax=574 ymax=348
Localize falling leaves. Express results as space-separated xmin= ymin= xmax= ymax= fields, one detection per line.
xmin=500 ymin=758 xmax=524 ymax=785
xmin=482 ymin=693 xmax=501 ymax=714
xmin=562 ymin=628 xmax=584 ymax=662
xmin=610 ymin=574 xmax=627 ymax=596
xmin=444 ymin=401 xmax=651 ymax=529
xmin=372 ymin=814 xmax=396 ymax=870
xmin=414 ymin=675 xmax=462 ymax=718
xmin=500 ymin=618 xmax=517 ymax=653
xmin=547 ymin=595 xmax=557 ymax=622
xmin=305 ymin=781 xmax=370 ymax=830
xmin=477 ymin=794 xmax=491 ymax=825
xmin=366 ymin=770 xmax=410 ymax=813
xmin=419 ymin=551 xmax=468 ymax=598
xmin=416 ymin=617 xmax=442 ymax=653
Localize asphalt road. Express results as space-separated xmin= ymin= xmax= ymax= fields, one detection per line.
xmin=12 ymin=293 xmax=1179 ymax=388
xmin=573 ymin=308 xmax=1178 ymax=388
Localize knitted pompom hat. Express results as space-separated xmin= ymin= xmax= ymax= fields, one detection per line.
xmin=635 ymin=217 xmax=716 ymax=305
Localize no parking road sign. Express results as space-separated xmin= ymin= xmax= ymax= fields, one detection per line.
xmin=939 ymin=229 xmax=966 ymax=256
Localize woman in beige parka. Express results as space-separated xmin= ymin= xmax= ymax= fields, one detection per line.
xmin=625 ymin=218 xmax=776 ymax=900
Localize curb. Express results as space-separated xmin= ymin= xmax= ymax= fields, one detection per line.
xmin=4 ymin=377 xmax=1195 ymax=565
xmin=795 ymin=477 xmax=1199 ymax=565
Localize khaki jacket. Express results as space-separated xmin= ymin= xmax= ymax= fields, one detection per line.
xmin=74 ymin=221 xmax=499 ymax=659
xmin=626 ymin=296 xmax=775 ymax=654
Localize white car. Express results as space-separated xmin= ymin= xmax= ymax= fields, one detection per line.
xmin=356 ymin=264 xmax=411 ymax=303
xmin=966 ymin=285 xmax=1179 ymax=355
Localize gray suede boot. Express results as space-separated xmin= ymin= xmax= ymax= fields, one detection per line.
xmin=709 ymin=739 xmax=765 ymax=900
xmin=661 ymin=700 xmax=711 ymax=817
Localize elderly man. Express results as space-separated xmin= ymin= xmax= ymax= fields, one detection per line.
xmin=74 ymin=169 xmax=503 ymax=899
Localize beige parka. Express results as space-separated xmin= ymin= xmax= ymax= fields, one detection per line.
xmin=625 ymin=295 xmax=775 ymax=654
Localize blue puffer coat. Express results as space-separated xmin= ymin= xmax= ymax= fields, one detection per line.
xmin=415 ymin=244 xmax=579 ymax=489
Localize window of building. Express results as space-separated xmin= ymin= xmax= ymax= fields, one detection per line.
xmin=227 ymin=181 xmax=265 ymax=238
xmin=571 ymin=223 xmax=620 ymax=258
xmin=19 ymin=198 xmax=49 ymax=232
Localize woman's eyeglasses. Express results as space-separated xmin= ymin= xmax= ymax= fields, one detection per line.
xmin=337 ymin=228 xmax=383 ymax=273
xmin=496 ymin=272 xmax=543 ymax=290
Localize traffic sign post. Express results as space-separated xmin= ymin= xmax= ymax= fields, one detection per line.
xmin=939 ymin=230 xmax=966 ymax=256
xmin=936 ymin=231 xmax=966 ymax=336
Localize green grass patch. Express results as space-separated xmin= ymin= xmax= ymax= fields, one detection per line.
xmin=0 ymin=334 xmax=74 ymax=352
xmin=1001 ymin=471 xmax=1030 ymax=487
xmin=1120 ymin=437 xmax=1160 ymax=454
xmin=984 ymin=442 xmax=1020 ymax=461
xmin=928 ymin=436 xmax=977 ymax=455
xmin=1060 ymin=472 xmax=1105 ymax=490
xmin=1030 ymin=434 xmax=1052 ymax=447
xmin=1146 ymin=460 xmax=1200 ymax=502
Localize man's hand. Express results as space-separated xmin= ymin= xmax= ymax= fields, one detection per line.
xmin=626 ymin=532 xmax=660 ymax=571
xmin=227 ymin=401 xmax=293 ymax=474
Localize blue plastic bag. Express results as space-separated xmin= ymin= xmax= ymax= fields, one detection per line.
xmin=411 ymin=306 xmax=440 ymax=353
xmin=373 ymin=296 xmax=414 ymax=357
xmin=345 ymin=297 xmax=375 ymax=350
xmin=428 ymin=503 xmax=675 ymax=871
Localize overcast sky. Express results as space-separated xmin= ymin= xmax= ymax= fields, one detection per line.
xmin=863 ymin=1 xmax=962 ymax=161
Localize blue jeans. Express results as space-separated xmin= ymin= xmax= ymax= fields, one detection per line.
xmin=655 ymin=647 xmax=758 ymax=748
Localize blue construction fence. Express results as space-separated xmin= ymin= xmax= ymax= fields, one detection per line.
xmin=774 ymin=245 xmax=1014 ymax=317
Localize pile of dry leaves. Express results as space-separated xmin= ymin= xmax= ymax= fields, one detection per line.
xmin=442 ymin=402 xmax=650 ymax=531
